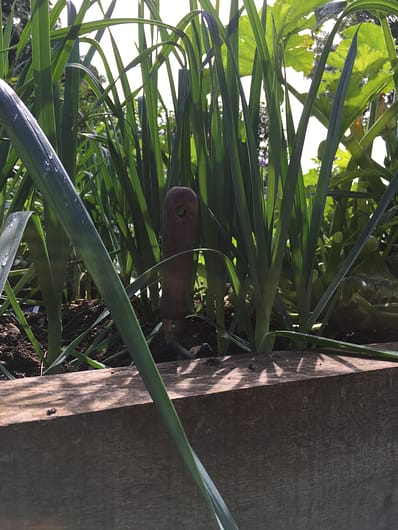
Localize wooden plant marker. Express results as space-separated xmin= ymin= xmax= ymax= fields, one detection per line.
xmin=160 ymin=187 xmax=198 ymax=356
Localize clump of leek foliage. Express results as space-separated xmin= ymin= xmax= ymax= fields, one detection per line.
xmin=2 ymin=0 xmax=398 ymax=526
xmin=3 ymin=0 xmax=398 ymax=363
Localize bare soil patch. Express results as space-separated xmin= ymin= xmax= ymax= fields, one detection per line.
xmin=2 ymin=298 xmax=398 ymax=379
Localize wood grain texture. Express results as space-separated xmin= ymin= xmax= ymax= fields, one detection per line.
xmin=1 ymin=349 xmax=398 ymax=529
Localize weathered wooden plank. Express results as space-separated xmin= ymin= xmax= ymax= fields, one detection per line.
xmin=1 ymin=349 xmax=397 ymax=426
xmin=0 ymin=349 xmax=397 ymax=529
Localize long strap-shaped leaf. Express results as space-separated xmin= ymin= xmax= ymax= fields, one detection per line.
xmin=0 ymin=80 xmax=238 ymax=530
xmin=265 ymin=330 xmax=398 ymax=362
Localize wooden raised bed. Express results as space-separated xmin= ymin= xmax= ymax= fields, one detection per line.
xmin=1 ymin=348 xmax=398 ymax=529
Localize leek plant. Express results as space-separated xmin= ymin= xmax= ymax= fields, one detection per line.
xmin=195 ymin=0 xmax=398 ymax=349
xmin=56 ymin=0 xmax=398 ymax=354
xmin=142 ymin=0 xmax=398 ymax=351
xmin=0 ymin=0 xmax=95 ymax=365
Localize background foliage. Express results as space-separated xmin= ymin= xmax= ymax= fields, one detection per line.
xmin=1 ymin=0 xmax=398 ymax=361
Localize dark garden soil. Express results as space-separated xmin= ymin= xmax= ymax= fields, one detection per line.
xmin=1 ymin=298 xmax=398 ymax=380
xmin=0 ymin=299 xmax=246 ymax=379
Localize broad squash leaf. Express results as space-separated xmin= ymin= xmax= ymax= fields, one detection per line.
xmin=270 ymin=0 xmax=330 ymax=38
xmin=316 ymin=22 xmax=393 ymax=133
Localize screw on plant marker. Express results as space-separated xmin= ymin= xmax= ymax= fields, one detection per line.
xmin=160 ymin=187 xmax=198 ymax=359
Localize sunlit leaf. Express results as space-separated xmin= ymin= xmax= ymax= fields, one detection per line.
xmin=284 ymin=33 xmax=314 ymax=76
xmin=317 ymin=22 xmax=394 ymax=132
